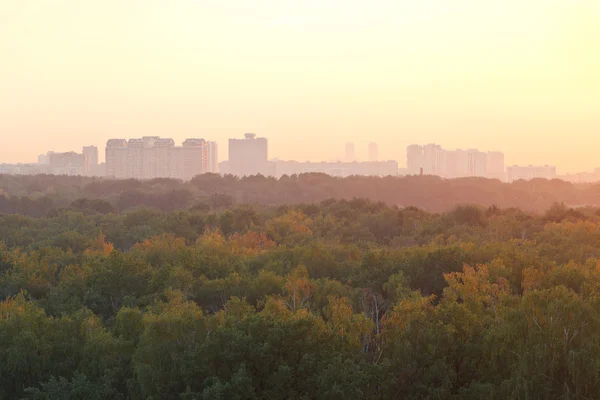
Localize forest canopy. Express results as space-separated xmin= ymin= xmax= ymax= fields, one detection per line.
xmin=2 ymin=174 xmax=600 ymax=399
xmin=1 ymin=173 xmax=599 ymax=215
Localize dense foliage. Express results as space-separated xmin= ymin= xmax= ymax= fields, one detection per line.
xmin=3 ymin=175 xmax=600 ymax=399
xmin=2 ymin=173 xmax=600 ymax=214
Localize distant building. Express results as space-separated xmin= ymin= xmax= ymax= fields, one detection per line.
xmin=37 ymin=154 xmax=50 ymax=165
xmin=155 ymin=138 xmax=177 ymax=178
xmin=558 ymin=169 xmax=600 ymax=183
xmin=82 ymin=146 xmax=99 ymax=175
xmin=407 ymin=144 xmax=504 ymax=179
xmin=486 ymin=151 xmax=505 ymax=181
xmin=406 ymin=145 xmax=424 ymax=175
xmin=48 ymin=151 xmax=86 ymax=176
xmin=345 ymin=142 xmax=356 ymax=162
xmin=271 ymin=160 xmax=398 ymax=178
xmin=207 ymin=141 xmax=219 ymax=173
xmin=368 ymin=142 xmax=379 ymax=162
xmin=228 ymin=133 xmax=269 ymax=177
xmin=105 ymin=137 xmax=214 ymax=180
xmin=467 ymin=149 xmax=487 ymax=178
xmin=218 ymin=160 xmax=230 ymax=175
xmin=444 ymin=149 xmax=469 ymax=178
xmin=423 ymin=144 xmax=445 ymax=175
xmin=106 ymin=139 xmax=129 ymax=179
xmin=1 ymin=163 xmax=49 ymax=175
xmin=506 ymin=165 xmax=557 ymax=182
xmin=180 ymin=138 xmax=206 ymax=181
xmin=10 ymin=148 xmax=98 ymax=177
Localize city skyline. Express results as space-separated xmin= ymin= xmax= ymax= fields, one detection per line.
xmin=0 ymin=135 xmax=571 ymax=169
xmin=0 ymin=132 xmax=593 ymax=173
xmin=0 ymin=135 xmax=580 ymax=175
xmin=1 ymin=1 xmax=599 ymax=172
xmin=9 ymin=134 xmax=600 ymax=183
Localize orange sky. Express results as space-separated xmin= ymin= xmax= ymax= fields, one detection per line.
xmin=1 ymin=0 xmax=599 ymax=172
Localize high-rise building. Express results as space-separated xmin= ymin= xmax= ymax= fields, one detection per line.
xmin=345 ymin=142 xmax=356 ymax=162
xmin=82 ymin=146 xmax=99 ymax=175
xmin=486 ymin=151 xmax=505 ymax=181
xmin=127 ymin=137 xmax=158 ymax=180
xmin=181 ymin=139 xmax=207 ymax=181
xmin=423 ymin=144 xmax=445 ymax=175
xmin=408 ymin=144 xmax=498 ymax=179
xmin=105 ymin=137 xmax=213 ymax=180
xmin=155 ymin=138 xmax=176 ymax=178
xmin=407 ymin=145 xmax=424 ymax=175
xmin=106 ymin=139 xmax=129 ymax=178
xmin=207 ymin=141 xmax=219 ymax=173
xmin=368 ymin=142 xmax=379 ymax=162
xmin=444 ymin=149 xmax=469 ymax=178
xmin=467 ymin=149 xmax=487 ymax=178
xmin=228 ymin=133 xmax=269 ymax=176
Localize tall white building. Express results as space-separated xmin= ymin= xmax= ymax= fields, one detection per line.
xmin=486 ymin=151 xmax=505 ymax=181
xmin=228 ymin=133 xmax=269 ymax=177
xmin=407 ymin=145 xmax=424 ymax=175
xmin=82 ymin=145 xmax=100 ymax=176
xmin=106 ymin=139 xmax=129 ymax=179
xmin=423 ymin=144 xmax=445 ymax=176
xmin=105 ymin=137 xmax=214 ymax=180
xmin=407 ymin=144 xmax=504 ymax=179
xmin=467 ymin=149 xmax=487 ymax=178
xmin=180 ymin=139 xmax=206 ymax=181
xmin=207 ymin=141 xmax=219 ymax=173
xmin=444 ymin=149 xmax=469 ymax=178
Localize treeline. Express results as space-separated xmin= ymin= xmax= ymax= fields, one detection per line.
xmin=3 ymin=198 xmax=600 ymax=398
xmin=1 ymin=173 xmax=600 ymax=214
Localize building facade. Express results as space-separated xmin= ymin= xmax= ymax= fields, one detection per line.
xmin=486 ymin=151 xmax=505 ymax=181
xmin=207 ymin=141 xmax=219 ymax=174
xmin=82 ymin=146 xmax=99 ymax=176
xmin=407 ymin=145 xmax=425 ymax=175
xmin=407 ymin=144 xmax=505 ymax=180
xmin=228 ymin=133 xmax=269 ymax=177
xmin=105 ymin=137 xmax=214 ymax=180
xmin=467 ymin=149 xmax=487 ymax=178
xmin=106 ymin=139 xmax=129 ymax=179
xmin=444 ymin=149 xmax=469 ymax=178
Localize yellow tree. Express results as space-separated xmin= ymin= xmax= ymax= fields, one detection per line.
xmin=284 ymin=265 xmax=311 ymax=311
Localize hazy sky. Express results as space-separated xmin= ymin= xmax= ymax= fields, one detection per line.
xmin=1 ymin=0 xmax=599 ymax=172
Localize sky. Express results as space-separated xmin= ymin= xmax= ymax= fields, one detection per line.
xmin=0 ymin=0 xmax=599 ymax=172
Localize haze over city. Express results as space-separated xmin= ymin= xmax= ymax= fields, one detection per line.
xmin=1 ymin=0 xmax=600 ymax=171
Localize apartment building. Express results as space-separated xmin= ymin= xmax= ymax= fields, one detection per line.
xmin=105 ymin=137 xmax=217 ymax=180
